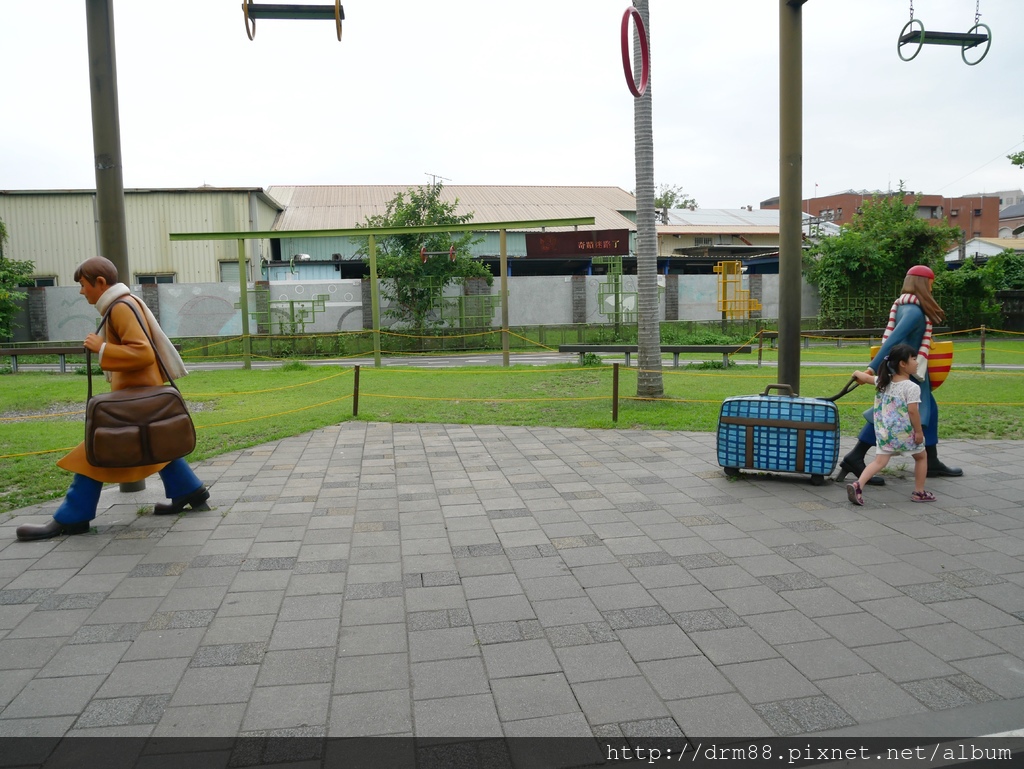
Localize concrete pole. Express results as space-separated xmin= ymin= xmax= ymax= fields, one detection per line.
xmin=778 ymin=0 xmax=804 ymax=394
xmin=85 ymin=0 xmax=129 ymax=283
xmin=86 ymin=0 xmax=141 ymax=492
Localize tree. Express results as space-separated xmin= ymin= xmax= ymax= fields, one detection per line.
xmin=631 ymin=0 xmax=664 ymax=398
xmin=984 ymin=248 xmax=1024 ymax=290
xmin=1009 ymin=150 xmax=1024 ymax=169
xmin=0 ymin=217 xmax=36 ymax=340
xmin=356 ymin=185 xmax=490 ymax=332
xmin=804 ymin=185 xmax=960 ymax=327
xmin=654 ymin=184 xmax=698 ymax=213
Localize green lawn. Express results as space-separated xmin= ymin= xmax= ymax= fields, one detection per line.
xmin=2 ymin=359 xmax=1022 ymax=514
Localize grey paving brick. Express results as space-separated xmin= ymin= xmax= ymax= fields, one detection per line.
xmin=410 ymin=693 xmax=501 ymax=738
xmin=777 ymin=639 xmax=874 ymax=681
xmin=409 ymin=626 xmax=478 ymax=661
xmin=269 ymin=618 xmax=340 ymax=650
xmin=952 ymin=655 xmax=1024 ymax=699
xmin=814 ymin=613 xmax=905 ymax=647
xmin=753 ymin=695 xmax=855 ymax=735
xmin=242 ymin=683 xmax=331 ymax=732
xmin=492 ymin=673 xmax=578 ymax=721
xmin=36 ymin=641 xmax=131 ymax=678
xmin=152 ymin=702 xmax=246 ymax=736
xmin=616 ymin=625 xmax=699 ymax=662
xmin=189 ymin=642 xmax=265 ymax=668
xmin=744 ymin=611 xmax=830 ymax=646
xmin=758 ymin=572 xmax=827 ymax=592
xmin=688 ymin=627 xmax=778 ymax=665
xmin=0 ymin=634 xmax=67 ymax=671
xmin=817 ymin=673 xmax=929 ymax=722
xmin=931 ymin=598 xmax=1019 ymax=630
xmin=482 ymin=639 xmax=560 ymax=678
xmin=334 ymin=653 xmax=409 ymax=694
xmin=170 ymin=665 xmax=259 ymax=706
xmin=666 ymin=693 xmax=773 ymax=737
xmin=329 ymin=689 xmax=412 ymax=736
xmin=671 ymin=608 xmax=744 ymax=633
xmin=258 ymin=648 xmax=335 ymax=686
xmin=605 ymin=606 xmax=676 ymax=630
xmin=902 ymin=677 xmax=980 ymax=710
xmin=555 ymin=642 xmax=639 ymax=683
xmin=411 ymin=657 xmax=490 ymax=700
xmin=1 ymin=675 xmax=106 ymax=719
xmin=75 ymin=694 xmax=170 ymax=728
xmin=639 ymin=655 xmax=734 ymax=700
xmin=901 ymin=623 xmax=1003 ymax=661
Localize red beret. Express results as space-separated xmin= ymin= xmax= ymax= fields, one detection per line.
xmin=906 ymin=265 xmax=935 ymax=279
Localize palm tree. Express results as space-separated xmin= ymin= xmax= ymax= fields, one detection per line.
xmin=632 ymin=0 xmax=663 ymax=397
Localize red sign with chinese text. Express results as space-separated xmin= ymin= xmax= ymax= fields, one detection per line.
xmin=524 ymin=229 xmax=630 ymax=258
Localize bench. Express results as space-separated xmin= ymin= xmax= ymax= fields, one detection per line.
xmin=0 ymin=345 xmax=182 ymax=374
xmin=559 ymin=344 xmax=752 ymax=367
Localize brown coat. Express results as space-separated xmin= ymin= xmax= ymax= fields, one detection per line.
xmin=57 ymin=296 xmax=169 ymax=482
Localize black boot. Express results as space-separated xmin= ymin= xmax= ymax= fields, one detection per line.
xmin=837 ymin=440 xmax=884 ymax=486
xmin=926 ymin=445 xmax=963 ymax=478
xmin=16 ymin=519 xmax=90 ymax=542
xmin=154 ymin=485 xmax=210 ymax=516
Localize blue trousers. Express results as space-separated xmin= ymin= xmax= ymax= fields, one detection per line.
xmin=54 ymin=459 xmax=204 ymax=525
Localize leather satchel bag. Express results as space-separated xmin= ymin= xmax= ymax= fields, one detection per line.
xmin=84 ymin=300 xmax=196 ymax=468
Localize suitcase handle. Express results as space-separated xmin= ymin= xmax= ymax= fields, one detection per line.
xmin=761 ymin=383 xmax=795 ymax=397
xmin=823 ymin=376 xmax=860 ymax=403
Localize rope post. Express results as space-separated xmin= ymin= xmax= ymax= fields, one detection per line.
xmin=612 ymin=362 xmax=619 ymax=423
xmin=352 ymin=365 xmax=360 ymax=416
xmin=980 ymin=325 xmax=985 ymax=371
xmin=757 ymin=330 xmax=763 ymax=367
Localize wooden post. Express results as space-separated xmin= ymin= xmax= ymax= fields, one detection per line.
xmin=352 ymin=365 xmax=360 ymax=416
xmin=612 ymin=362 xmax=619 ymax=423
xmin=980 ymin=325 xmax=986 ymax=371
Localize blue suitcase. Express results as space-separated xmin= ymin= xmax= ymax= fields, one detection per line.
xmin=717 ymin=383 xmax=841 ymax=485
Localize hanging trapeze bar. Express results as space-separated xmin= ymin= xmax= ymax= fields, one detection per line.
xmin=897 ymin=18 xmax=991 ymax=65
xmin=242 ymin=1 xmax=344 ymax=41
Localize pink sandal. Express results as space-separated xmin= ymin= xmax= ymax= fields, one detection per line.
xmin=846 ymin=481 xmax=864 ymax=506
xmin=911 ymin=490 xmax=937 ymax=503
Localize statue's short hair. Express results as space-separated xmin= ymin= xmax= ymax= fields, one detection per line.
xmin=73 ymin=256 xmax=119 ymax=286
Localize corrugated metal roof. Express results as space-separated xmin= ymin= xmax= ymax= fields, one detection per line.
xmin=266 ymin=185 xmax=637 ymax=232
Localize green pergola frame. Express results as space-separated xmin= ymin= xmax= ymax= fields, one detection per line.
xmin=170 ymin=217 xmax=595 ymax=368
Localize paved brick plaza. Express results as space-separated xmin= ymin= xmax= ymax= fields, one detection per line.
xmin=1 ymin=424 xmax=1022 ymax=739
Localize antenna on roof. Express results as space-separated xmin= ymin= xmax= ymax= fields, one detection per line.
xmin=425 ymin=172 xmax=452 ymax=188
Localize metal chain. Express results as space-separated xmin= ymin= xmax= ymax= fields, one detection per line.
xmin=976 ymin=0 xmax=981 ymax=25
xmin=909 ymin=0 xmax=914 ymax=21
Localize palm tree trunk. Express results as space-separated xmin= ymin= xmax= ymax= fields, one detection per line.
xmin=632 ymin=0 xmax=663 ymax=397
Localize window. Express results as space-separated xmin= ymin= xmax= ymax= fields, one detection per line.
xmin=32 ymin=276 xmax=57 ymax=287
xmin=973 ymin=209 xmax=982 ymax=217
xmin=137 ymin=274 xmax=175 ymax=284
xmin=219 ymin=260 xmax=245 ymax=283
xmin=694 ymin=236 xmax=714 ymax=247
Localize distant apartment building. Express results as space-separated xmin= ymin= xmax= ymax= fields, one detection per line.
xmin=760 ymin=189 xmax=999 ymax=238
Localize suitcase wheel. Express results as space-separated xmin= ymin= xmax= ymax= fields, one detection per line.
xmin=723 ymin=467 xmax=741 ymax=478
xmin=810 ymin=474 xmax=827 ymax=486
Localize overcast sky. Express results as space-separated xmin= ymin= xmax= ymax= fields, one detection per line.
xmin=2 ymin=1 xmax=1022 ymax=209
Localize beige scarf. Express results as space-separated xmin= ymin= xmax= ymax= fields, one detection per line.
xmin=95 ymin=283 xmax=189 ymax=381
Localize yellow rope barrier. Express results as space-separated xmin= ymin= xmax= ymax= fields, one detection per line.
xmin=197 ymin=395 xmax=353 ymax=429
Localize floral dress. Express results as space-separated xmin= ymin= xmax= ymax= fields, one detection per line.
xmin=873 ymin=378 xmax=923 ymax=455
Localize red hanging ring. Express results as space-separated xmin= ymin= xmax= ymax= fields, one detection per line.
xmin=620 ymin=7 xmax=649 ymax=97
